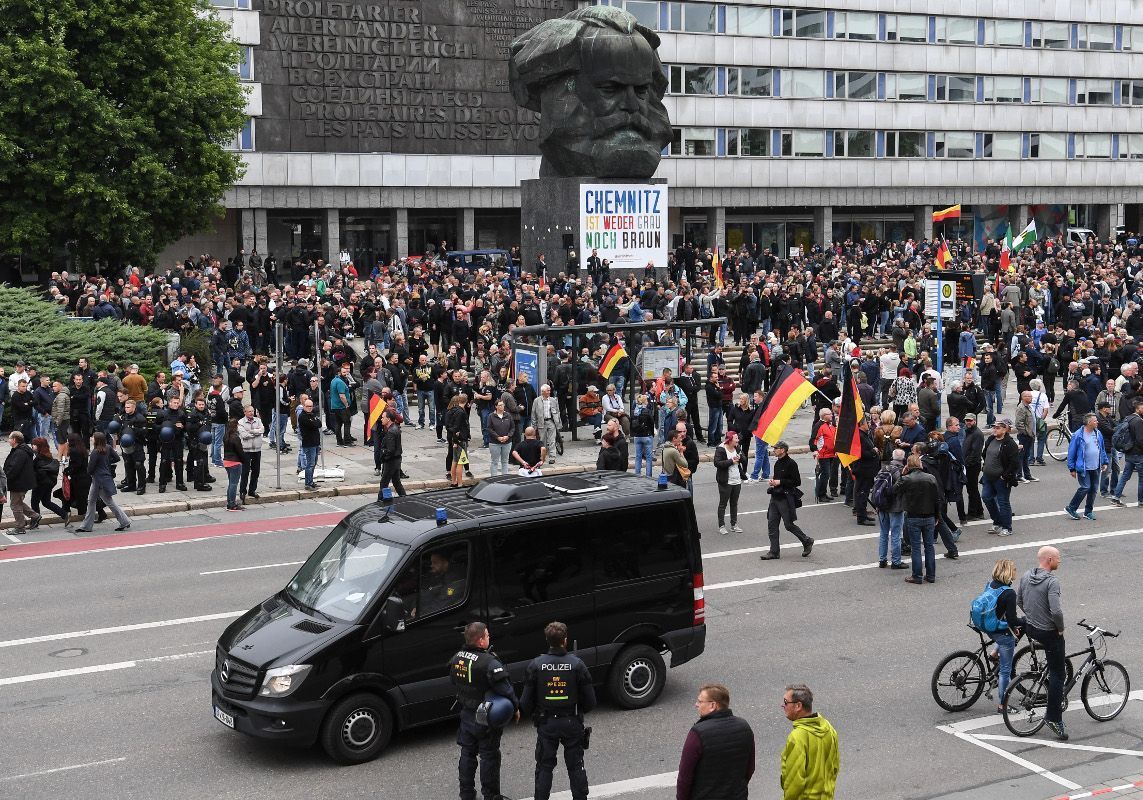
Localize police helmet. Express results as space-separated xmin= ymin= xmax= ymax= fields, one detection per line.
xmin=479 ymin=692 xmax=515 ymax=729
xmin=160 ymin=425 xmax=176 ymax=443
xmin=107 ymin=419 xmax=122 ymax=435
xmin=198 ymin=429 xmax=214 ymax=445
xmin=119 ymin=432 xmax=136 ymax=451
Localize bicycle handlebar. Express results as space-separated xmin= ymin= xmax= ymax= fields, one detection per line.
xmin=1077 ymin=619 xmax=1120 ymax=638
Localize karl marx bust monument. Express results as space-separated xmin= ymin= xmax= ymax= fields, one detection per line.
xmin=509 ymin=6 xmax=672 ymax=180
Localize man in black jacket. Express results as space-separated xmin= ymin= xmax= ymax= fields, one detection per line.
xmin=3 ymin=431 xmax=40 ymax=533
xmin=676 ymin=683 xmax=755 ymax=800
xmin=375 ymin=411 xmax=406 ymax=499
xmin=760 ymin=440 xmax=813 ymax=560
xmin=981 ymin=418 xmax=1022 ymax=536
xmin=961 ymin=415 xmax=986 ymax=519
xmin=851 ymin=418 xmax=881 ymax=526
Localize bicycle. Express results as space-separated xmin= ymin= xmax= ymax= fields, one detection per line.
xmin=1003 ymin=620 xmax=1130 ymax=736
xmin=931 ymin=624 xmax=1044 ymax=712
xmin=554 ymin=428 xmax=564 ymax=456
xmin=1045 ymin=415 xmax=1072 ymax=462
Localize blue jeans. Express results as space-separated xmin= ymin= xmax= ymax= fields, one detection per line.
xmin=994 ymin=631 xmax=1016 ymax=705
xmin=1035 ymin=427 xmax=1049 ymax=462
xmin=981 ymin=476 xmax=1013 ymax=530
xmin=906 ymin=516 xmax=936 ymax=581
xmin=1017 ymin=433 xmax=1034 ymax=479
xmin=1114 ymin=453 xmax=1143 ymax=502
xmin=489 ymin=442 xmax=511 ymax=475
xmin=613 ymin=374 xmax=627 ymax=399
xmin=301 ymin=446 xmax=318 ymax=486
xmin=749 ymin=437 xmax=770 ymax=480
xmin=878 ymin=510 xmax=904 ymax=564
xmin=707 ymin=405 xmax=725 ymax=445
xmin=269 ymin=410 xmax=288 ymax=449
xmin=984 ymin=387 xmax=1002 ymax=425
xmin=225 ymin=464 xmax=242 ymax=507
xmin=394 ymin=392 xmax=408 ymax=421
xmin=417 ymin=391 xmax=434 ymax=426
xmin=479 ymin=407 xmax=492 ymax=446
xmin=1067 ymin=469 xmax=1099 ymax=515
xmin=1100 ymin=451 xmax=1121 ymax=495
xmin=211 ymin=423 xmax=225 ymax=465
xmin=634 ymin=436 xmax=654 ymax=477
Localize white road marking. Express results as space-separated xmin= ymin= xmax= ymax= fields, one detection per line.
xmin=200 ymin=561 xmax=304 ymax=576
xmin=973 ymin=734 xmax=1143 ymax=757
xmin=936 ymin=725 xmax=1081 ymax=790
xmin=2 ymin=533 xmax=20 ymax=543
xmin=0 ymin=612 xmax=243 ymax=650
xmin=0 ymin=524 xmax=328 ymax=564
xmin=523 ymin=770 xmax=678 ymax=800
xmin=739 ymin=500 xmax=843 ymax=515
xmin=0 ymin=650 xmax=213 ymax=687
xmin=313 ymin=500 xmax=348 ymax=512
xmin=704 ymin=526 xmax=1143 ymax=591
xmin=1 ymin=757 xmax=128 ymax=781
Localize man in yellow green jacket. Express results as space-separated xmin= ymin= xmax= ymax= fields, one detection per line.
xmin=780 ymin=684 xmax=840 ymax=799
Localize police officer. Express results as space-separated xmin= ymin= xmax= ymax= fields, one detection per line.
xmin=156 ymin=395 xmax=189 ymax=492
xmin=144 ymin=397 xmax=164 ymax=484
xmin=185 ymin=394 xmax=214 ymax=492
xmin=448 ymin=621 xmax=518 ymax=800
xmin=520 ymin=621 xmax=596 ymax=800
xmin=115 ymin=398 xmax=148 ymax=495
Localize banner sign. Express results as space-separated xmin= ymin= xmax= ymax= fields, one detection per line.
xmin=580 ymin=183 xmax=668 ymax=270
xmin=512 ymin=344 xmax=545 ymax=393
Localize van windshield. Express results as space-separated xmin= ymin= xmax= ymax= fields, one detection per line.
xmin=285 ymin=522 xmax=407 ymax=624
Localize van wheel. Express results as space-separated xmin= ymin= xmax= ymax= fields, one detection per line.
xmin=320 ymin=693 xmax=393 ymax=764
xmin=608 ymin=645 xmax=666 ymax=709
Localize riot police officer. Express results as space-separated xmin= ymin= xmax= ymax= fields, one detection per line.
xmin=144 ymin=397 xmax=164 ymax=483
xmin=185 ymin=394 xmax=214 ymax=491
xmin=115 ymin=398 xmax=148 ymax=494
xmin=448 ymin=621 xmax=517 ymax=800
xmin=156 ymin=395 xmax=188 ymax=492
xmin=520 ymin=621 xmax=596 ymax=800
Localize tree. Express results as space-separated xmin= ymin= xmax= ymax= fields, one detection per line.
xmin=0 ymin=0 xmax=247 ymax=269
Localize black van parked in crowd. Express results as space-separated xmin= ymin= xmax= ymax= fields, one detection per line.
xmin=211 ymin=472 xmax=707 ymax=763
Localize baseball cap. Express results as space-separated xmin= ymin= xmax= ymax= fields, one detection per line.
xmin=996 ymin=418 xmax=1013 ymax=428
xmin=964 ymin=414 xmax=977 ymax=423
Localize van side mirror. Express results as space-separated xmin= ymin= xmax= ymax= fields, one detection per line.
xmin=380 ymin=596 xmax=406 ymax=634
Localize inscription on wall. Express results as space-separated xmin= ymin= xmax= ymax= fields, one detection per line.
xmin=255 ymin=0 xmax=568 ymax=153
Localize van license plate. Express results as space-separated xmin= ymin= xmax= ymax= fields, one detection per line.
xmin=214 ymin=706 xmax=235 ymax=729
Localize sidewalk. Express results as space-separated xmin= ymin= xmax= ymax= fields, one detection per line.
xmin=1045 ymin=776 xmax=1143 ymax=800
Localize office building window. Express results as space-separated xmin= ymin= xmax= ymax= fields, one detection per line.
xmin=885 ymin=14 xmax=928 ymax=43
xmin=668 ymin=2 xmax=717 ymax=33
xmin=834 ymin=12 xmax=877 ymax=41
xmin=1122 ymin=81 xmax=1143 ymax=106
xmin=1078 ymin=24 xmax=1115 ymax=50
xmin=885 ymin=73 xmax=928 ymax=101
xmin=1075 ymin=133 xmax=1112 ymax=159
xmin=983 ymin=76 xmax=1023 ymax=103
xmin=211 ymin=0 xmax=251 ymax=7
xmin=835 ymin=71 xmax=877 ymax=100
xmin=785 ymin=69 xmax=824 ymax=98
xmin=781 ymin=129 xmax=825 ymax=156
xmin=984 ymin=19 xmax=1025 ymax=46
xmin=1030 ymin=78 xmax=1068 ymax=104
xmin=618 ymin=0 xmax=659 ymax=30
xmin=934 ymin=132 xmax=975 ymax=158
xmin=728 ymin=5 xmax=770 ymax=36
xmin=983 ymin=132 xmax=1022 ymax=158
xmin=726 ymin=128 xmax=771 ymax=157
xmin=1076 ymin=79 xmax=1115 ymax=106
xmin=935 ymin=75 xmax=976 ymax=102
xmin=227 ymin=118 xmax=255 ymax=151
xmin=1032 ymin=21 xmax=1070 ymax=48
xmin=668 ymin=65 xmax=716 ymax=95
xmin=1122 ymin=134 xmax=1143 ymax=159
xmin=935 ymin=17 xmax=978 ymax=45
xmin=728 ymin=67 xmax=773 ymax=97
xmin=834 ymin=130 xmax=875 ymax=157
xmin=1125 ymin=27 xmax=1143 ymax=51
xmin=885 ymin=131 xmax=926 ymax=158
xmin=230 ymin=46 xmax=254 ymax=81
xmin=1029 ymin=133 xmax=1067 ymax=159
xmin=781 ymin=9 xmax=826 ymax=39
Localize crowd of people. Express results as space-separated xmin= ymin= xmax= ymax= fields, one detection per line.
xmin=1 ymin=230 xmax=1141 ymax=546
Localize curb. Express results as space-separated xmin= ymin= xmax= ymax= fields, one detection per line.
xmin=0 ymin=446 xmax=812 ymax=530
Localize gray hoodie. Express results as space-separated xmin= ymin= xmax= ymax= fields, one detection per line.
xmin=1017 ymin=567 xmax=1064 ymax=633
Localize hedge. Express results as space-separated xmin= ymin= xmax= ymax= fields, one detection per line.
xmin=0 ymin=287 xmax=169 ymax=382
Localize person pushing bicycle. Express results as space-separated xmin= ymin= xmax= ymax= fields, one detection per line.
xmin=1017 ymin=546 xmax=1068 ymax=740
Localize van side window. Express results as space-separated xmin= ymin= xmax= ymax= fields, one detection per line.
xmin=396 ymin=542 xmax=471 ymax=621
xmin=592 ymin=505 xmax=689 ymax=585
xmin=488 ymin=521 xmax=591 ymax=606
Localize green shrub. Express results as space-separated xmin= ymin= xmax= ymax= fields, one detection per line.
xmin=0 ymin=287 xmax=169 ymax=381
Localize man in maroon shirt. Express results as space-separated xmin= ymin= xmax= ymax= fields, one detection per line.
xmin=676 ymin=683 xmax=756 ymax=799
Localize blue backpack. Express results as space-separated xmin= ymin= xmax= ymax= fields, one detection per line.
xmin=969 ymin=583 xmax=1008 ymax=634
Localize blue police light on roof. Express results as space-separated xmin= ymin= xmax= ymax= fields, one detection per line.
xmin=435 ymin=507 xmax=447 ymax=525
xmin=657 ymin=473 xmax=669 ymax=490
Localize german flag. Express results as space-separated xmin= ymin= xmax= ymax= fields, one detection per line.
xmin=599 ymin=340 xmax=627 ymax=379
xmin=935 ymin=239 xmax=953 ymax=270
xmin=932 ymin=204 xmax=961 ymax=223
xmin=366 ymin=393 xmax=384 ymax=439
xmin=834 ymin=373 xmax=865 ymax=468
xmin=753 ymin=365 xmax=815 ymax=445
xmin=713 ymin=247 xmax=723 ymax=289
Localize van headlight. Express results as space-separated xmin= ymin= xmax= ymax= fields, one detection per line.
xmin=260 ymin=664 xmax=312 ymax=697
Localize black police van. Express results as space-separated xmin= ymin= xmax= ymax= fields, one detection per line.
xmin=211 ymin=472 xmax=706 ymax=764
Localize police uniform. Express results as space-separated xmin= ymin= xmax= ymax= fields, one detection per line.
xmin=184 ymin=405 xmax=213 ymax=490
xmin=519 ymin=648 xmax=596 ymax=800
xmin=448 ymin=645 xmax=517 ymax=800
xmin=115 ymin=407 xmax=148 ymax=493
xmin=155 ymin=405 xmax=188 ymax=492
xmin=144 ymin=402 xmax=163 ymax=483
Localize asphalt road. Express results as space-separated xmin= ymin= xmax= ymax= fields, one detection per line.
xmin=1 ymin=455 xmax=1141 ymax=800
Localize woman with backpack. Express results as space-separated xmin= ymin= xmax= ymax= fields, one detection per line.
xmin=444 ymin=394 xmax=471 ymax=488
xmin=872 ymin=449 xmax=907 ymax=569
xmin=978 ymin=559 xmax=1024 ymax=712
xmin=29 ymin=436 xmax=65 ymax=524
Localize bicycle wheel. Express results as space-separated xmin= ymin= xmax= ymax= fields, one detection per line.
xmin=932 ymin=651 xmax=987 ymax=712
xmin=1003 ymin=673 xmax=1050 ymax=736
xmin=555 ymin=434 xmax=564 ymax=456
xmin=1045 ymin=429 xmax=1070 ymax=462
xmin=1082 ymin=660 xmax=1131 ymax=722
xmin=1012 ymin=644 xmax=1040 ymax=679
